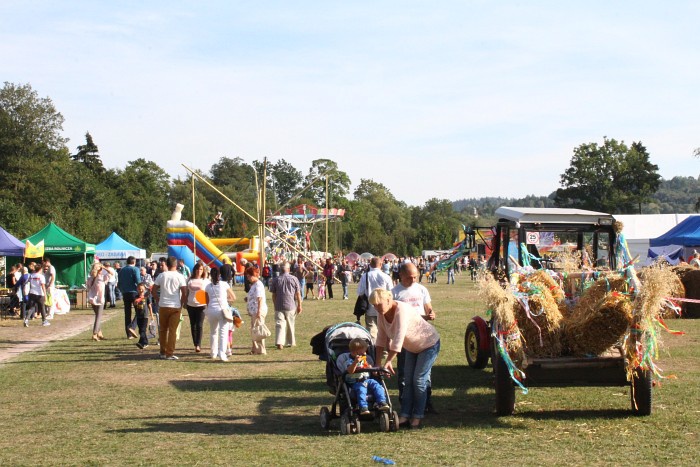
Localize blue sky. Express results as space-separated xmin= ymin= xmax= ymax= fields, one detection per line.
xmin=2 ymin=1 xmax=698 ymax=206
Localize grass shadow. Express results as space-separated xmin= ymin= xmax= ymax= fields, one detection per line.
xmin=516 ymin=408 xmax=633 ymax=421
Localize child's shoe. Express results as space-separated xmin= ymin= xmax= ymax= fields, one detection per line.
xmin=375 ymin=402 xmax=390 ymax=412
xmin=360 ymin=407 xmax=370 ymax=415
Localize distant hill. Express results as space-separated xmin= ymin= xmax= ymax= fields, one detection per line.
xmin=452 ymin=176 xmax=699 ymax=216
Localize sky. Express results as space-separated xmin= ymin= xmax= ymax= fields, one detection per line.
xmin=2 ymin=1 xmax=698 ymax=207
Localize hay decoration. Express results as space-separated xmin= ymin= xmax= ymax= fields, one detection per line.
xmin=477 ymin=274 xmax=524 ymax=366
xmin=526 ymin=269 xmax=566 ymax=302
xmin=563 ymin=292 xmax=633 ymax=356
xmin=571 ymin=274 xmax=629 ymax=318
xmin=514 ymin=279 xmax=563 ymax=357
xmin=625 ymin=265 xmax=685 ymax=382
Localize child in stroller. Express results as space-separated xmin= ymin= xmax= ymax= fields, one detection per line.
xmin=337 ymin=338 xmax=390 ymax=415
xmin=318 ymin=322 xmax=399 ymax=434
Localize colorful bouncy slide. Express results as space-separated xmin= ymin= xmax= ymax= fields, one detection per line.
xmin=166 ymin=204 xmax=259 ymax=273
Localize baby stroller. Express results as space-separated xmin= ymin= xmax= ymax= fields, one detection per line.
xmin=318 ymin=322 xmax=400 ymax=434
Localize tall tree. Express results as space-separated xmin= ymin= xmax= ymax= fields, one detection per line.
xmin=303 ymin=159 xmax=351 ymax=206
xmin=617 ymin=142 xmax=661 ymax=214
xmin=0 ymin=82 xmax=72 ymax=236
xmin=72 ymin=131 xmax=105 ymax=174
xmin=555 ymin=137 xmax=660 ymax=214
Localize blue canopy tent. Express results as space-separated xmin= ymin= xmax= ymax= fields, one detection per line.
xmin=0 ymin=226 xmax=25 ymax=287
xmin=0 ymin=226 xmax=25 ymax=256
xmin=95 ymin=232 xmax=146 ymax=262
xmin=649 ymin=215 xmax=700 ymax=259
xmin=645 ymin=245 xmax=684 ymax=266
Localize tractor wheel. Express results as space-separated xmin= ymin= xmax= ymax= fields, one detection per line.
xmin=494 ymin=349 xmax=515 ymax=416
xmin=631 ymin=368 xmax=652 ymax=416
xmin=465 ymin=321 xmax=489 ymax=369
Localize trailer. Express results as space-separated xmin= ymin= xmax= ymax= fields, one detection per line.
xmin=464 ymin=207 xmax=654 ymax=416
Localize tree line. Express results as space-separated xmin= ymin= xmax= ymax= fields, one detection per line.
xmin=1 ymin=82 xmax=696 ymax=256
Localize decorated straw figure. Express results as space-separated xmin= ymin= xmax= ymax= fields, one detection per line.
xmin=625 ymin=265 xmax=686 ymax=381
xmin=477 ymin=274 xmax=524 ymax=366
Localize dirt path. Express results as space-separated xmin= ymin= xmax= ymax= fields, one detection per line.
xmin=0 ymin=309 xmax=119 ymax=364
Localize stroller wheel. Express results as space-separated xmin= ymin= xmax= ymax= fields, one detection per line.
xmin=390 ymin=411 xmax=400 ymax=432
xmin=379 ymin=412 xmax=390 ymax=432
xmin=340 ymin=411 xmax=351 ymax=435
xmin=319 ymin=406 xmax=331 ymax=430
xmin=351 ymin=415 xmax=361 ymax=435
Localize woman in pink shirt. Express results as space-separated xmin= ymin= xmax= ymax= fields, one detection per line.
xmin=369 ymin=288 xmax=440 ymax=429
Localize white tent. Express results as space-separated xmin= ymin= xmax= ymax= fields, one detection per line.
xmin=614 ymin=214 xmax=694 ymax=261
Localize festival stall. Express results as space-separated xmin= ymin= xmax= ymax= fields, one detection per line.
xmin=0 ymin=227 xmax=25 ymax=311
xmin=95 ymin=232 xmax=146 ymax=262
xmin=25 ymin=223 xmax=95 ymax=287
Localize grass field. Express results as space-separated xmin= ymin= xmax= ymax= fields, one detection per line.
xmin=0 ymin=277 xmax=697 ymax=466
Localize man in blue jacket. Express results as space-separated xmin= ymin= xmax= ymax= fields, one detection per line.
xmin=118 ymin=256 xmax=142 ymax=339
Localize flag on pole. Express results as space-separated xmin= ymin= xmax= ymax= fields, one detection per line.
xmin=25 ymin=239 xmax=44 ymax=258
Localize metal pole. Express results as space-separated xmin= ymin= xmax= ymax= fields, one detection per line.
xmin=191 ymin=173 xmax=196 ymax=262
xmin=325 ymin=175 xmax=329 ymax=256
xmin=260 ymin=159 xmax=267 ymax=267
xmin=181 ymin=164 xmax=257 ymax=223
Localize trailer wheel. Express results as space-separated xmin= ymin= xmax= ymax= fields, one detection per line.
xmin=631 ymin=368 xmax=652 ymax=416
xmin=494 ymin=349 xmax=515 ymax=416
xmin=465 ymin=322 xmax=489 ymax=369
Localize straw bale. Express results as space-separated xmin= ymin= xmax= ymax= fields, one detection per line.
xmin=571 ymin=274 xmax=629 ymax=319
xmin=513 ymin=282 xmax=563 ymax=357
xmin=670 ymin=266 xmax=699 ymax=318
xmin=563 ymin=292 xmax=632 ymax=356
xmin=634 ymin=265 xmax=686 ymax=322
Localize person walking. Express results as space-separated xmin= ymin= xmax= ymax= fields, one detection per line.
xmin=185 ymin=262 xmax=209 ymax=353
xmin=117 ymin=256 xmax=142 ymax=339
xmin=269 ymin=261 xmax=302 ymax=350
xmin=153 ymin=256 xmax=187 ymax=360
xmin=356 ymin=256 xmax=393 ymax=340
xmin=205 ymin=268 xmax=236 ymax=361
xmin=245 ymin=266 xmax=268 ymax=355
xmin=87 ymin=262 xmax=112 ymax=341
xmin=25 ymin=263 xmax=50 ymax=327
xmin=323 ymin=258 xmax=336 ymax=299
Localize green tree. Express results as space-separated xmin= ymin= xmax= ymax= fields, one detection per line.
xmin=303 ymin=159 xmax=351 ymax=206
xmin=72 ymin=131 xmax=105 ymax=174
xmin=555 ymin=137 xmax=660 ymax=214
xmin=269 ymin=158 xmax=303 ymax=207
xmin=0 ymin=82 xmax=72 ymax=236
xmin=111 ymin=158 xmax=172 ymax=252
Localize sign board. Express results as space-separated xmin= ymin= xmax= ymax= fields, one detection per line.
xmin=526 ymin=231 xmax=540 ymax=245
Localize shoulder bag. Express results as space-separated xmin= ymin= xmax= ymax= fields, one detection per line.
xmin=353 ymin=271 xmax=370 ymax=319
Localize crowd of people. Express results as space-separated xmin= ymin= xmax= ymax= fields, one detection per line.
xmin=4 ymin=250 xmax=490 ymax=429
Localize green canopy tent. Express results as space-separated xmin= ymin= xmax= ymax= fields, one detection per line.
xmin=24 ymin=222 xmax=95 ymax=287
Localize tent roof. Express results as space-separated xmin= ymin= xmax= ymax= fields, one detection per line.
xmin=95 ymin=232 xmax=146 ymax=259
xmin=650 ymin=216 xmax=700 ymax=247
xmin=0 ymin=226 xmax=25 ymax=256
xmin=614 ymin=214 xmax=694 ymax=240
xmin=25 ymin=222 xmax=95 ymax=255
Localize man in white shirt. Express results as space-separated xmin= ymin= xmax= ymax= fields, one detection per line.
xmin=153 ymin=256 xmax=187 ymax=360
xmin=357 ymin=256 xmax=393 ymax=340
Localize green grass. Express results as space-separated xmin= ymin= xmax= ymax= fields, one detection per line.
xmin=0 ymin=276 xmax=698 ymax=466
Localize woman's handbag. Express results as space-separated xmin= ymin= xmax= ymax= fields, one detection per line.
xmin=213 ymin=285 xmax=234 ymax=322
xmin=353 ymin=272 xmax=370 ymax=319
xmin=251 ymin=318 xmax=271 ymax=341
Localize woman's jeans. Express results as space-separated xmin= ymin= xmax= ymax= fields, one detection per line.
xmin=401 ymin=339 xmax=440 ymax=420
